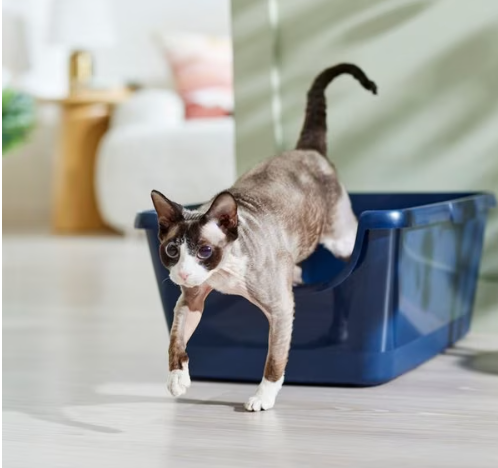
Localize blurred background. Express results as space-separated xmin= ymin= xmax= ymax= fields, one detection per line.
xmin=3 ymin=0 xmax=234 ymax=232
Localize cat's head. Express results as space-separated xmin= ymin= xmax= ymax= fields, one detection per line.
xmin=151 ymin=190 xmax=238 ymax=288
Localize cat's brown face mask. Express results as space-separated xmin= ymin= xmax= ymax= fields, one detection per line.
xmin=151 ymin=190 xmax=238 ymax=287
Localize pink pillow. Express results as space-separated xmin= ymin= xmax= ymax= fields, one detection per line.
xmin=159 ymin=33 xmax=233 ymax=119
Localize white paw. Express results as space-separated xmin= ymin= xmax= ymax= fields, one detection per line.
xmin=244 ymin=376 xmax=284 ymax=412
xmin=322 ymin=236 xmax=355 ymax=261
xmin=244 ymin=394 xmax=276 ymax=412
xmin=293 ymin=265 xmax=303 ymax=285
xmin=167 ymin=366 xmax=191 ymax=397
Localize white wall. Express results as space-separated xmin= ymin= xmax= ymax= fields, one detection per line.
xmin=97 ymin=0 xmax=232 ymax=88
xmin=2 ymin=0 xmax=231 ymax=229
xmin=3 ymin=0 xmax=231 ymax=95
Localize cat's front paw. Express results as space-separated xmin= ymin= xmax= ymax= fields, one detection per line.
xmin=244 ymin=377 xmax=284 ymax=412
xmin=167 ymin=366 xmax=191 ymax=397
xmin=244 ymin=394 xmax=276 ymax=412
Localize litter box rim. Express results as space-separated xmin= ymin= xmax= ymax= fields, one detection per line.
xmin=135 ymin=191 xmax=495 ymax=292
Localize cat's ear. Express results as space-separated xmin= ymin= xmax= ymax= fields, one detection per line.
xmin=151 ymin=190 xmax=184 ymax=230
xmin=205 ymin=191 xmax=238 ymax=231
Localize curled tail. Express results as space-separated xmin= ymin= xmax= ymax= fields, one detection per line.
xmin=296 ymin=63 xmax=377 ymax=156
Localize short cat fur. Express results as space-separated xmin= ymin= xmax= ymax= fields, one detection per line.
xmin=151 ymin=63 xmax=377 ymax=411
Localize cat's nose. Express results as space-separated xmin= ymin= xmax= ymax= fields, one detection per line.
xmin=179 ymin=271 xmax=190 ymax=281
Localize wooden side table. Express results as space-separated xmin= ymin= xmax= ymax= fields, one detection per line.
xmin=46 ymin=89 xmax=131 ymax=234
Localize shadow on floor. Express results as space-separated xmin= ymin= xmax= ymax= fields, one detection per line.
xmin=177 ymin=397 xmax=246 ymax=412
xmin=459 ymin=351 xmax=498 ymax=376
xmin=447 ymin=347 xmax=498 ymax=376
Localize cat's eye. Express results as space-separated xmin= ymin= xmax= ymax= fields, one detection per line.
xmin=165 ymin=242 xmax=179 ymax=258
xmin=197 ymin=245 xmax=213 ymax=260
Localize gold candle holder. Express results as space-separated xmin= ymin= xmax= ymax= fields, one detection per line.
xmin=69 ymin=50 xmax=93 ymax=94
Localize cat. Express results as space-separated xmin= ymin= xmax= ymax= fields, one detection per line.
xmin=151 ymin=63 xmax=377 ymax=411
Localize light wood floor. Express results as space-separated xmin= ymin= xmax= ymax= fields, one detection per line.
xmin=3 ymin=234 xmax=498 ymax=468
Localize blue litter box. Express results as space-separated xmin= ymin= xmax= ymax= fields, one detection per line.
xmin=135 ymin=192 xmax=495 ymax=386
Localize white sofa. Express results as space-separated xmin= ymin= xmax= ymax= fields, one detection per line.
xmin=95 ymin=89 xmax=236 ymax=234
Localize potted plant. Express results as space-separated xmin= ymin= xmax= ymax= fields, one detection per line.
xmin=2 ymin=88 xmax=36 ymax=155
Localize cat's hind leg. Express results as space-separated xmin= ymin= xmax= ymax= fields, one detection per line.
xmin=321 ymin=183 xmax=358 ymax=261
